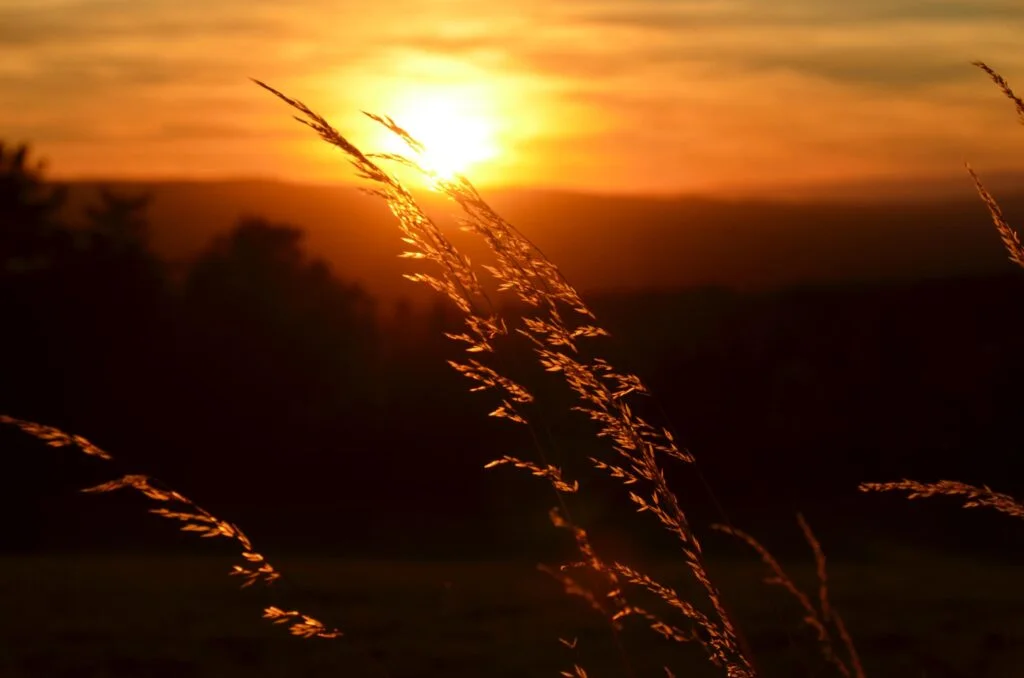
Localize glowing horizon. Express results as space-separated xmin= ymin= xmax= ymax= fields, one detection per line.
xmin=2 ymin=0 xmax=1023 ymax=196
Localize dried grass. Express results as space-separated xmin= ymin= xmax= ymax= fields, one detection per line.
xmin=861 ymin=479 xmax=1024 ymax=522
xmin=255 ymin=78 xmax=761 ymax=677
xmin=964 ymin=62 xmax=1024 ymax=270
xmin=12 ymin=56 xmax=1022 ymax=678
xmin=973 ymin=61 xmax=1024 ymax=125
xmin=0 ymin=414 xmax=341 ymax=640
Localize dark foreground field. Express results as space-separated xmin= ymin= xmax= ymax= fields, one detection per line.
xmin=1 ymin=552 xmax=1022 ymax=678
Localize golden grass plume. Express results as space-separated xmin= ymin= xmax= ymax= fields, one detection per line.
xmin=0 ymin=414 xmax=341 ymax=640
xmin=255 ymin=78 xmax=757 ymax=678
xmin=860 ymin=479 xmax=1024 ymax=521
xmin=966 ymin=62 xmax=1024 ymax=269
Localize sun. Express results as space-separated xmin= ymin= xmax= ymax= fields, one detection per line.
xmin=376 ymin=90 xmax=499 ymax=181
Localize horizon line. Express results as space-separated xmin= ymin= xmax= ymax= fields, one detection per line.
xmin=46 ymin=170 xmax=1024 ymax=205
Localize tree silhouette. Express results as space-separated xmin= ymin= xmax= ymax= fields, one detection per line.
xmin=73 ymin=186 xmax=166 ymax=303
xmin=176 ymin=216 xmax=380 ymax=493
xmin=0 ymin=142 xmax=68 ymax=274
xmin=85 ymin=187 xmax=153 ymax=255
xmin=185 ymin=216 xmax=374 ymax=351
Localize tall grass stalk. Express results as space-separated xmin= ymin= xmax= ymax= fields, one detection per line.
xmin=252 ymin=78 xmax=766 ymax=678
xmin=0 ymin=414 xmax=342 ymax=641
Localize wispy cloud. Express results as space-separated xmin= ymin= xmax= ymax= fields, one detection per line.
xmin=2 ymin=0 xmax=1022 ymax=193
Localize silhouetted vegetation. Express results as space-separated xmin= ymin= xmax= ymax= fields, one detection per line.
xmin=4 ymin=50 xmax=1024 ymax=678
xmin=3 ymin=141 xmax=1024 ymax=565
xmin=4 ymin=63 xmax=1024 ymax=673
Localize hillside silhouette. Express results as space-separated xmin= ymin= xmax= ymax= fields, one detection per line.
xmin=3 ymin=144 xmax=1024 ymax=562
xmin=54 ymin=178 xmax=1024 ymax=304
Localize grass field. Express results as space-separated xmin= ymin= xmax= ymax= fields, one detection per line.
xmin=1 ymin=552 xmax=1022 ymax=678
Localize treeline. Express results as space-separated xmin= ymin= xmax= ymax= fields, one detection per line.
xmin=0 ymin=143 xmax=498 ymax=556
xmin=2 ymin=142 xmax=1024 ymax=560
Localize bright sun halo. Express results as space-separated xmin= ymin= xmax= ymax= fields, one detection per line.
xmin=377 ymin=91 xmax=499 ymax=180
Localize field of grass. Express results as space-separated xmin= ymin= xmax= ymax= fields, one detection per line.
xmin=2 ymin=552 xmax=1022 ymax=678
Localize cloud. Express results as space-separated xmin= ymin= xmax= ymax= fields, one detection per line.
xmin=578 ymin=0 xmax=1024 ymax=30
xmin=507 ymin=2 xmax=1024 ymax=90
xmin=2 ymin=0 xmax=1023 ymax=192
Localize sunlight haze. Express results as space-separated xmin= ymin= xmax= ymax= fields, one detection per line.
xmin=2 ymin=0 xmax=1023 ymax=195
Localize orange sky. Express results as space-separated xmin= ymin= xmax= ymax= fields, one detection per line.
xmin=2 ymin=0 xmax=1023 ymax=196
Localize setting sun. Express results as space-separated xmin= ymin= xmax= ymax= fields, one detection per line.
xmin=374 ymin=90 xmax=500 ymax=181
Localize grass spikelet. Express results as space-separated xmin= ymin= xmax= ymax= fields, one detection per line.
xmin=560 ymin=664 xmax=589 ymax=678
xmin=973 ymin=61 xmax=1024 ymax=124
xmin=1 ymin=416 xmax=342 ymax=640
xmin=545 ymin=508 xmax=635 ymax=624
xmin=1 ymin=414 xmax=112 ymax=460
xmin=80 ymin=474 xmax=282 ymax=588
xmin=965 ymin=63 xmax=1024 ymax=269
xmin=611 ymin=561 xmax=737 ymax=661
xmin=263 ymin=606 xmax=343 ymax=639
xmin=859 ymin=479 xmax=1024 ymax=521
xmin=966 ymin=162 xmax=1024 ymax=268
xmin=539 ymin=562 xmax=618 ymax=623
xmin=484 ymin=455 xmax=579 ymax=493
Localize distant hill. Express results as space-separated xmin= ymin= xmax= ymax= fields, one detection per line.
xmin=55 ymin=178 xmax=1024 ymax=304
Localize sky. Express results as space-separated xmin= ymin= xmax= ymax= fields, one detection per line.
xmin=2 ymin=0 xmax=1024 ymax=196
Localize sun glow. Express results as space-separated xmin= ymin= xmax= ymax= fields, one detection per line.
xmin=375 ymin=90 xmax=500 ymax=181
